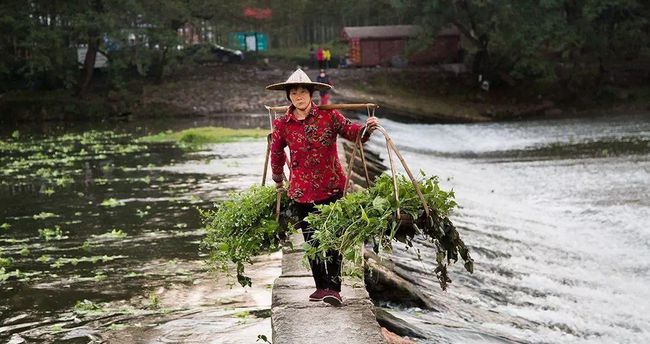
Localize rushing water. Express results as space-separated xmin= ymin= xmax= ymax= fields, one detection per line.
xmin=2 ymin=112 xmax=648 ymax=343
xmin=370 ymin=113 xmax=650 ymax=343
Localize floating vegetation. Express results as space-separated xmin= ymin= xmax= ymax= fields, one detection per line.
xmin=135 ymin=208 xmax=149 ymax=218
xmin=74 ymin=299 xmax=105 ymax=316
xmin=100 ymin=198 xmax=126 ymax=207
xmin=138 ymin=126 xmax=267 ymax=149
xmin=38 ymin=225 xmax=67 ymax=241
xmin=97 ymin=229 xmax=128 ymax=239
xmin=0 ymin=254 xmax=12 ymax=268
xmin=81 ymin=240 xmax=96 ymax=251
xmin=33 ymin=212 xmax=59 ymax=220
xmin=0 ymin=267 xmax=23 ymax=282
xmin=19 ymin=246 xmax=30 ymax=256
xmin=148 ymin=292 xmax=161 ymax=309
xmin=37 ymin=255 xmax=52 ymax=263
xmin=1 ymin=223 xmax=10 ymax=231
xmin=50 ymin=255 xmax=128 ymax=268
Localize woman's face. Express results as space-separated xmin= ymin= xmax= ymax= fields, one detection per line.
xmin=289 ymin=86 xmax=311 ymax=110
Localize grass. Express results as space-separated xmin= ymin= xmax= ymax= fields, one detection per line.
xmin=139 ymin=127 xmax=267 ymax=146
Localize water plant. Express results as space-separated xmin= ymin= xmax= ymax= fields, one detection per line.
xmin=139 ymin=126 xmax=267 ymax=149
xmin=74 ymin=299 xmax=104 ymax=316
xmin=99 ymin=228 xmax=128 ymax=238
xmin=200 ymin=184 xmax=292 ymax=287
xmin=305 ymin=173 xmax=473 ymax=290
xmin=33 ymin=212 xmax=59 ymax=220
xmin=100 ymin=198 xmax=125 ymax=207
xmin=201 ymin=173 xmax=474 ymax=290
xmin=38 ymin=225 xmax=66 ymax=241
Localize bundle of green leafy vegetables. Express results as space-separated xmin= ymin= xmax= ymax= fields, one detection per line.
xmin=200 ymin=173 xmax=473 ymax=290
xmin=199 ymin=185 xmax=293 ymax=287
xmin=305 ymin=173 xmax=473 ymax=290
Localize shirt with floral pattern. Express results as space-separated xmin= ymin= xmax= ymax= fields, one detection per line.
xmin=271 ymin=102 xmax=368 ymax=203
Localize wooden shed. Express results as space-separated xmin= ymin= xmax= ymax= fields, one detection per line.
xmin=341 ymin=25 xmax=461 ymax=67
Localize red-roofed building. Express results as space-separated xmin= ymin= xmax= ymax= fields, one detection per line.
xmin=341 ymin=25 xmax=461 ymax=67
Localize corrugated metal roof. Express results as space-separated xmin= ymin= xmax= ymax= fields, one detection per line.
xmin=342 ymin=25 xmax=419 ymax=39
xmin=342 ymin=25 xmax=460 ymax=40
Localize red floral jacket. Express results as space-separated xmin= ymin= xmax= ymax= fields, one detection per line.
xmin=271 ymin=103 xmax=369 ymax=203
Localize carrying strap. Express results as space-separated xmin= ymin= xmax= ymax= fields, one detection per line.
xmin=344 ymin=125 xmax=431 ymax=220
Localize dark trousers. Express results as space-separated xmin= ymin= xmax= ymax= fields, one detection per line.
xmin=293 ymin=195 xmax=343 ymax=292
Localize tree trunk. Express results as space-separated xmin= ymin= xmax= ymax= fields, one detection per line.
xmin=77 ymin=35 xmax=100 ymax=98
xmin=153 ymin=48 xmax=168 ymax=84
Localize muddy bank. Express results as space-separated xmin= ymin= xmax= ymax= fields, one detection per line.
xmin=3 ymin=63 xmax=648 ymax=124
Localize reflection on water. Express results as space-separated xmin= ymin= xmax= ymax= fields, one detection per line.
xmin=0 ymin=116 xmax=276 ymax=342
xmin=370 ymin=113 xmax=650 ymax=343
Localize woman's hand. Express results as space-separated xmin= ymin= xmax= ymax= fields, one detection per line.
xmin=365 ymin=117 xmax=380 ymax=134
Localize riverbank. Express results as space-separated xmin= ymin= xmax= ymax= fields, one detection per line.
xmin=2 ymin=62 xmax=648 ymax=124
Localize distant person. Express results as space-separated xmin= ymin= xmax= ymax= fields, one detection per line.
xmin=309 ymin=46 xmax=316 ymax=69
xmin=339 ymin=54 xmax=348 ymax=68
xmin=317 ymin=46 xmax=324 ymax=69
xmin=323 ymin=47 xmax=331 ymax=69
xmin=316 ymin=69 xmax=331 ymax=105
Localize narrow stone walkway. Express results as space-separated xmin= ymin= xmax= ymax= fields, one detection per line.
xmin=271 ymin=233 xmax=386 ymax=343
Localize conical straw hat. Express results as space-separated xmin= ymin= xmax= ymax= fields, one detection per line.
xmin=266 ymin=68 xmax=332 ymax=91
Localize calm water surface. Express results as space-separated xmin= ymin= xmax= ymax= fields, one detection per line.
xmin=0 ymin=115 xmax=274 ymax=342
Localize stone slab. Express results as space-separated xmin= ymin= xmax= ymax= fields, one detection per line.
xmin=272 ymin=303 xmax=386 ymax=344
xmin=272 ymin=276 xmax=370 ymax=308
xmin=281 ymin=251 xmax=311 ymax=277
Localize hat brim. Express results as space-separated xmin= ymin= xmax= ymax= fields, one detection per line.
xmin=266 ymin=81 xmax=332 ymax=91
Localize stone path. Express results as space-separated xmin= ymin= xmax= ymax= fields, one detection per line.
xmin=271 ymin=234 xmax=387 ymax=344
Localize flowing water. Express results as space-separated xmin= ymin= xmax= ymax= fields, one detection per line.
xmin=369 ymin=113 xmax=650 ymax=343
xmin=1 ymin=112 xmax=648 ymax=343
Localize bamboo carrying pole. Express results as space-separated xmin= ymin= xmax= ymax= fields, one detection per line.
xmin=264 ymin=103 xmax=379 ymax=113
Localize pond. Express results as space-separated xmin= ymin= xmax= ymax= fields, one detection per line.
xmin=0 ymin=115 xmax=278 ymax=343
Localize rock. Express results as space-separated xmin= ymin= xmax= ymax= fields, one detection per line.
xmin=364 ymin=249 xmax=445 ymax=311
xmin=380 ymin=328 xmax=416 ymax=344
xmin=375 ymin=308 xmax=426 ymax=339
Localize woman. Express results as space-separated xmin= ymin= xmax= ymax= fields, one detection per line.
xmin=316 ymin=69 xmax=331 ymax=105
xmin=266 ymin=69 xmax=379 ymax=306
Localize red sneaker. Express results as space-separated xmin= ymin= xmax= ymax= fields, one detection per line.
xmin=322 ymin=290 xmax=343 ymax=307
xmin=309 ymin=289 xmax=328 ymax=301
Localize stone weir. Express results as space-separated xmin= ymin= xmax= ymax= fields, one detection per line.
xmin=271 ymin=141 xmax=389 ymax=344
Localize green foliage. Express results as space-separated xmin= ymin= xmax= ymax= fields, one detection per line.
xmin=33 ymin=212 xmax=59 ymax=220
xmin=100 ymin=198 xmax=126 ymax=207
xmin=74 ymin=299 xmax=104 ymax=316
xmin=200 ymin=185 xmax=293 ymax=287
xmin=201 ymin=173 xmax=473 ymax=291
xmin=305 ymin=173 xmax=472 ymax=290
xmin=38 ymin=225 xmax=66 ymax=241
xmin=148 ymin=292 xmax=161 ymax=309
xmin=0 ymin=251 xmax=12 ymax=268
xmin=139 ymin=127 xmax=267 ymax=149
xmin=98 ymin=228 xmax=128 ymax=239
xmin=400 ymin=0 xmax=650 ymax=86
